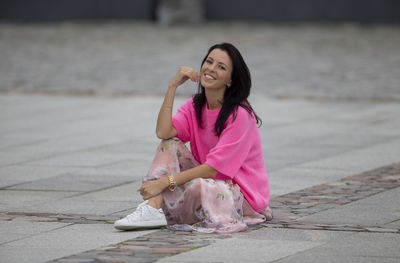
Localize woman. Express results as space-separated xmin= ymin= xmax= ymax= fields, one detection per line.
xmin=114 ymin=43 xmax=272 ymax=233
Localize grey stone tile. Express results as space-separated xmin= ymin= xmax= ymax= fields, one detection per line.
xmin=70 ymin=181 xmax=143 ymax=202
xmin=264 ymin=144 xmax=352 ymax=165
xmin=0 ymin=223 xmax=156 ymax=263
xmin=0 ymin=165 xmax=77 ymax=188
xmin=264 ymin=158 xmax=302 ymax=173
xmin=298 ymin=188 xmax=400 ymax=226
xmin=273 ymin=252 xmax=400 ymax=263
xmin=0 ymin=219 xmax=70 ymax=245
xmin=297 ymin=139 xmax=400 ymax=173
xmin=11 ymin=199 xmax=137 ymax=215
xmin=157 ymin=238 xmax=322 ymax=263
xmin=6 ymin=173 xmax=136 ymax=192
xmin=269 ymin=167 xmax=353 ymax=196
xmin=312 ymin=232 xmax=400 ymax=258
xmin=296 ymin=133 xmax=395 ymax=148
xmin=21 ymin=150 xmax=137 ymax=168
xmin=0 ymin=190 xmax=78 ymax=212
xmin=236 ymin=228 xmax=355 ymax=242
xmin=74 ymin=159 xmax=150 ymax=179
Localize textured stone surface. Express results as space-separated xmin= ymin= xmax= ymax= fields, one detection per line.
xmin=0 ymin=93 xmax=399 ymax=262
xmin=26 ymin=162 xmax=397 ymax=263
xmin=0 ymin=23 xmax=399 ymax=101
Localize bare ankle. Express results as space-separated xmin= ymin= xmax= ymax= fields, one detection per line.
xmin=147 ymin=195 xmax=163 ymax=209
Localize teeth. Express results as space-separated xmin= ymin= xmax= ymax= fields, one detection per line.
xmin=205 ymin=74 xmax=215 ymax=80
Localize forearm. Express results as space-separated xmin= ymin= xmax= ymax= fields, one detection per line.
xmin=141 ymin=164 xmax=217 ymax=200
xmin=156 ymin=84 xmax=177 ymax=139
xmin=174 ymin=164 xmax=218 ymax=186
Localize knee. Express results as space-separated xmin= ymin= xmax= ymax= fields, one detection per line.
xmin=190 ymin=178 xmax=204 ymax=188
xmin=161 ymin=137 xmax=183 ymax=146
xmin=159 ymin=138 xmax=185 ymax=152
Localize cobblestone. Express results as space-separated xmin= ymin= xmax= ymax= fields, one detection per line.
xmin=31 ymin=162 xmax=399 ymax=262
xmin=268 ymin=162 xmax=400 ymax=222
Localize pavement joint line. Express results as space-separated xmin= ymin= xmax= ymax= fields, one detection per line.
xmin=64 ymin=180 xmax=139 ymax=199
xmin=2 ymin=162 xmax=399 ymax=262
xmin=0 ymin=222 xmax=76 ymax=246
xmin=0 ymin=139 xmax=141 ymax=168
xmin=0 ymin=188 xmax=83 ymax=193
xmin=0 ymin=182 xmax=33 ymax=190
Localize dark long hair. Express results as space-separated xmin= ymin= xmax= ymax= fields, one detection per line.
xmin=193 ymin=43 xmax=262 ymax=136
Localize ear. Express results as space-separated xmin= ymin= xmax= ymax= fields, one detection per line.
xmin=227 ymin=80 xmax=232 ymax=87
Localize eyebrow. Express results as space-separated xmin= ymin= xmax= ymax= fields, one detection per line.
xmin=207 ymin=56 xmax=229 ymax=67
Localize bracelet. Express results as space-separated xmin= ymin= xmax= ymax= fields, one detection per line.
xmin=167 ymin=175 xmax=177 ymax=191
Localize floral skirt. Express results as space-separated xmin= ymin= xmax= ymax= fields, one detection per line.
xmin=144 ymin=138 xmax=273 ymax=233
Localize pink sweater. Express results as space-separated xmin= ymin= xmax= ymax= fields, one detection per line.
xmin=172 ymin=98 xmax=270 ymax=212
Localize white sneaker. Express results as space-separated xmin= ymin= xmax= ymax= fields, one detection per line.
xmin=114 ymin=201 xmax=167 ymax=230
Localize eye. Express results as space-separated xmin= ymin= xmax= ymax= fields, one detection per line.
xmin=218 ymin=65 xmax=226 ymax=70
xmin=206 ymin=59 xmax=212 ymax=64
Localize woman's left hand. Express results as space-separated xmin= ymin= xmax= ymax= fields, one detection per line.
xmin=138 ymin=177 xmax=168 ymax=200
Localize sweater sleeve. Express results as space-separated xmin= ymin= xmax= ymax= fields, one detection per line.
xmin=205 ymin=108 xmax=255 ymax=178
xmin=171 ymin=99 xmax=192 ymax=143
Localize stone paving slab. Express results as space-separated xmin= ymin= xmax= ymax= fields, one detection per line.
xmin=298 ymin=188 xmax=400 ymax=226
xmin=268 ymin=163 xmax=400 ymax=223
xmin=1 ymin=94 xmax=400 ymax=262
xmin=0 ymin=223 xmax=156 ymax=263
xmin=269 ymin=167 xmax=353 ymax=197
xmin=9 ymin=199 xmax=137 ymax=216
xmin=6 ymin=173 xmax=136 ymax=192
xmin=39 ymin=162 xmax=400 ymax=263
xmin=273 ymin=232 xmax=400 ymax=263
xmin=0 ymin=165 xmax=81 ymax=188
xmin=0 ymin=190 xmax=78 ymax=212
xmin=297 ymin=138 xmax=400 ymax=174
xmin=236 ymin=227 xmax=355 ymax=242
xmin=0 ymin=219 xmax=70 ymax=245
xmin=68 ymin=181 xmax=142 ymax=202
xmin=158 ymin=238 xmax=322 ymax=263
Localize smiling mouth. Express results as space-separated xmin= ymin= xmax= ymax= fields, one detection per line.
xmin=204 ymin=74 xmax=216 ymax=80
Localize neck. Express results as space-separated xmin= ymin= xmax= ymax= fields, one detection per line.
xmin=205 ymin=88 xmax=225 ymax=110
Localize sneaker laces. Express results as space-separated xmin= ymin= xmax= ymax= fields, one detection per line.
xmin=125 ymin=201 xmax=161 ymax=222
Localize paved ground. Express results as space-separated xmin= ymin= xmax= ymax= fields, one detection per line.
xmin=1 ymin=93 xmax=399 ymax=262
xmin=0 ymin=22 xmax=400 ymax=262
xmin=0 ymin=22 xmax=399 ymax=100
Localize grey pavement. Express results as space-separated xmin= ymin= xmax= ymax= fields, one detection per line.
xmin=0 ymin=22 xmax=400 ymax=262
xmin=0 ymin=93 xmax=399 ymax=262
xmin=0 ymin=22 xmax=399 ymax=100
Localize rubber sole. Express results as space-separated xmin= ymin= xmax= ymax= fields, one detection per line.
xmin=114 ymin=221 xmax=167 ymax=230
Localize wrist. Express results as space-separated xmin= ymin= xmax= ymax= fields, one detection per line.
xmin=167 ymin=174 xmax=177 ymax=191
xmin=160 ymin=176 xmax=170 ymax=189
xmin=168 ymin=83 xmax=178 ymax=90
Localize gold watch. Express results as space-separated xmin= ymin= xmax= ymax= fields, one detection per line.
xmin=167 ymin=175 xmax=177 ymax=191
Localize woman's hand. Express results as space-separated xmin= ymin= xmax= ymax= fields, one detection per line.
xmin=138 ymin=177 xmax=169 ymax=200
xmin=170 ymin=66 xmax=199 ymax=88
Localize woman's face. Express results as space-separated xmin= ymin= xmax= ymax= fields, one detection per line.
xmin=200 ymin=48 xmax=232 ymax=91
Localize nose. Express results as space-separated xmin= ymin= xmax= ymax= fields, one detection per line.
xmin=208 ymin=63 xmax=217 ymax=72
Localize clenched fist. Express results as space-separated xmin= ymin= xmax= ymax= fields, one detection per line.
xmin=170 ymin=66 xmax=199 ymax=88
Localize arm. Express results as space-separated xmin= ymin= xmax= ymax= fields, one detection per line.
xmin=156 ymin=66 xmax=199 ymax=140
xmin=138 ymin=164 xmax=217 ymax=200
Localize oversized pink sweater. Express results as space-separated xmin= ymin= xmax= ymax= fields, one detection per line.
xmin=172 ymin=98 xmax=270 ymax=212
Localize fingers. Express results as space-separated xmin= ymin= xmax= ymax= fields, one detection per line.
xmin=137 ymin=183 xmax=152 ymax=199
xmin=190 ymin=71 xmax=199 ymax=82
xmin=179 ymin=66 xmax=199 ymax=83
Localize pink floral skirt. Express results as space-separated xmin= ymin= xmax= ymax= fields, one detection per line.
xmin=144 ymin=138 xmax=273 ymax=233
